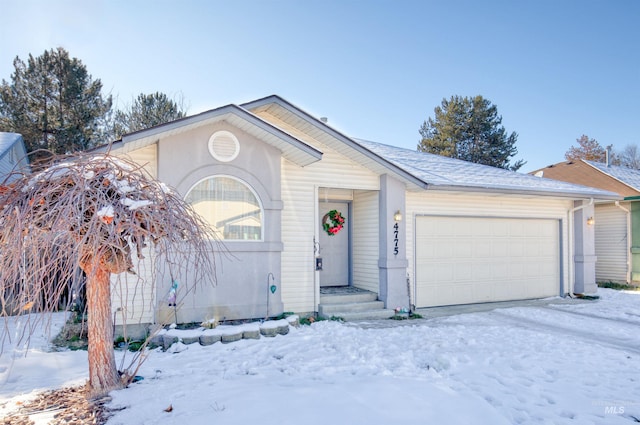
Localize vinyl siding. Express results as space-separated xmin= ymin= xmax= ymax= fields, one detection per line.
xmin=406 ymin=191 xmax=572 ymax=302
xmin=594 ymin=202 xmax=629 ymax=283
xmin=352 ymin=190 xmax=379 ymax=292
xmin=123 ymin=144 xmax=158 ymax=178
xmin=0 ymin=144 xmax=29 ymax=182
xmin=111 ymin=144 xmax=158 ymax=325
xmin=111 ymin=246 xmax=156 ymax=326
xmin=281 ymin=146 xmax=379 ymax=313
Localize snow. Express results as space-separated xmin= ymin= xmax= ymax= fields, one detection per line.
xmin=96 ymin=205 xmax=115 ymax=219
xmin=121 ymin=198 xmax=153 ymax=210
xmin=355 ymin=138 xmax=620 ymax=199
xmin=1 ymin=289 xmax=639 ymax=424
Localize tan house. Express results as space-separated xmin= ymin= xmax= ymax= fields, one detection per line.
xmin=103 ymin=96 xmax=619 ymax=332
xmin=531 ymin=160 xmax=640 ymax=284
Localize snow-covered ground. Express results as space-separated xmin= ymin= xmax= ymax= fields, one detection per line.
xmin=1 ymin=288 xmax=639 ymax=424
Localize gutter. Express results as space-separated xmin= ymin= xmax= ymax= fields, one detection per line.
xmin=567 ymin=198 xmax=594 ymax=297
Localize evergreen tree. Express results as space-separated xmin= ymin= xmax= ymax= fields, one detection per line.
xmin=113 ymin=92 xmax=186 ymax=139
xmin=0 ymin=47 xmax=112 ymax=164
xmin=564 ymin=135 xmax=607 ymax=162
xmin=418 ymin=95 xmax=524 ymax=171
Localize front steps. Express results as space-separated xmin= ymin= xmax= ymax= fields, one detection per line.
xmin=318 ymin=287 xmax=395 ymax=321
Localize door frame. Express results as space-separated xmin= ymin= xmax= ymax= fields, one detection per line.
xmin=317 ymin=199 xmax=352 ymax=287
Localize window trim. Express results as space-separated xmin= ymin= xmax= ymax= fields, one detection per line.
xmin=185 ymin=174 xmax=264 ymax=241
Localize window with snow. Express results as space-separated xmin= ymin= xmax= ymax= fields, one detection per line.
xmin=185 ymin=176 xmax=263 ymax=241
xmin=208 ymin=130 xmax=240 ymax=162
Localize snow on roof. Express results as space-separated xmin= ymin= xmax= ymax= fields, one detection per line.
xmin=0 ymin=132 xmax=22 ymax=158
xmin=355 ymin=139 xmax=619 ymax=199
xmin=584 ymin=160 xmax=640 ymax=193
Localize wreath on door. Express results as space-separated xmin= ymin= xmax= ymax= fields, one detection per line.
xmin=322 ymin=210 xmax=345 ymax=236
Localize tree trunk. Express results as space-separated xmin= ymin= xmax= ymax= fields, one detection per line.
xmin=84 ymin=262 xmax=122 ymax=397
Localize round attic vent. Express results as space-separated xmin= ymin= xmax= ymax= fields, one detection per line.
xmin=208 ymin=130 xmax=240 ymax=162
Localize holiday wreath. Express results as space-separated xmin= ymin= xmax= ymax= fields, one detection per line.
xmin=322 ymin=209 xmax=345 ymax=236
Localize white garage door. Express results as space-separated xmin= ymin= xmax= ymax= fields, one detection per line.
xmin=415 ymin=216 xmax=560 ymax=308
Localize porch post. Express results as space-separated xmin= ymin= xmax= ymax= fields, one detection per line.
xmin=378 ymin=174 xmax=409 ymax=309
xmin=573 ymin=200 xmax=597 ymax=294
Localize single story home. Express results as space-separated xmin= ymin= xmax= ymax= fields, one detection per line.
xmin=0 ymin=132 xmax=30 ymax=183
xmin=531 ymin=159 xmax=640 ymax=284
xmin=105 ymin=95 xmax=619 ymax=330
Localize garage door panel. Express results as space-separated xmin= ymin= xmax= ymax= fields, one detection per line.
xmin=416 ymin=216 xmax=560 ymax=308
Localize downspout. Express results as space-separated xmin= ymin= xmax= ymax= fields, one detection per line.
xmin=614 ymin=201 xmax=632 ymax=283
xmin=567 ymin=198 xmax=594 ymax=297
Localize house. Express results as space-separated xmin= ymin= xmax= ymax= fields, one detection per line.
xmin=105 ymin=95 xmax=619 ymax=331
xmin=0 ymin=132 xmax=29 ymax=183
xmin=531 ymin=159 xmax=640 ymax=284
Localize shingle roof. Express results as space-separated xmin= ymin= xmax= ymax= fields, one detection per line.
xmin=355 ymin=139 xmax=619 ymax=199
xmin=584 ymin=160 xmax=640 ymax=193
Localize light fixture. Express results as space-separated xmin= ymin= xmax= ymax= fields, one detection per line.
xmin=394 ymin=210 xmax=402 ymax=222
xmin=586 ymin=216 xmax=595 ymax=226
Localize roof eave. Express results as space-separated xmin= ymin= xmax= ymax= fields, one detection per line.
xmin=100 ymin=104 xmax=322 ymax=167
xmin=242 ymin=95 xmax=429 ymax=189
xmin=425 ymin=182 xmax=622 ymax=200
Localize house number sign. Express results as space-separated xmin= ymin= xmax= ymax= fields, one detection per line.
xmin=393 ymin=222 xmax=399 ymax=256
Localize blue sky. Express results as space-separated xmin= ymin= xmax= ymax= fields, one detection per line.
xmin=1 ymin=0 xmax=638 ymax=172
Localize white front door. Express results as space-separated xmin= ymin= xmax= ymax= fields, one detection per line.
xmin=318 ymin=201 xmax=350 ymax=287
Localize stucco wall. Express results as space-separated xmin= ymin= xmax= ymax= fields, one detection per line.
xmin=154 ymin=122 xmax=284 ymax=323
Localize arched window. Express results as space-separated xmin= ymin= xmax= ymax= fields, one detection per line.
xmin=185 ymin=176 xmax=263 ymax=241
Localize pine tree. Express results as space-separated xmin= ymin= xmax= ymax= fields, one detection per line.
xmin=0 ymin=47 xmax=112 ymax=165
xmin=565 ymin=135 xmax=607 ymax=162
xmin=418 ymin=95 xmax=524 ymax=171
xmin=113 ymin=92 xmax=186 ymax=139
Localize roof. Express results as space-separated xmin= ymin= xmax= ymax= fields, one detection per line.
xmin=584 ymin=160 xmax=640 ymax=194
xmin=529 ymin=160 xmax=640 ymax=198
xmin=97 ymin=104 xmax=322 ymax=167
xmin=98 ymin=96 xmax=619 ymax=200
xmin=356 ymin=139 xmax=620 ymax=199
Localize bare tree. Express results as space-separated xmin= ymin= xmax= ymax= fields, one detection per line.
xmin=0 ymin=153 xmax=216 ymax=397
xmin=617 ymin=144 xmax=640 ymax=169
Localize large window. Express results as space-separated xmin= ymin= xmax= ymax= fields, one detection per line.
xmin=186 ymin=176 xmax=263 ymax=241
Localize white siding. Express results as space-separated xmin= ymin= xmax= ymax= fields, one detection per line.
xmin=594 ymin=202 xmax=629 ymax=283
xmin=112 ymin=144 xmax=159 ymax=325
xmin=111 ymin=246 xmax=156 ymax=326
xmin=281 ymin=146 xmax=379 ymax=313
xmin=123 ymin=144 xmax=158 ymax=178
xmin=406 ymin=191 xmax=572 ymax=304
xmin=353 ymin=190 xmax=379 ymax=292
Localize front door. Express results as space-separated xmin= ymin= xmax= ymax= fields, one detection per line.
xmin=318 ymin=201 xmax=350 ymax=287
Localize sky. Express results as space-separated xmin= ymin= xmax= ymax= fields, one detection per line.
xmin=1 ymin=0 xmax=639 ymax=172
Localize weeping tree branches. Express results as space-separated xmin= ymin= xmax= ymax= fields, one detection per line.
xmin=0 ymin=153 xmax=217 ymax=396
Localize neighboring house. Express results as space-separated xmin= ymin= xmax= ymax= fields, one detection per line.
xmin=0 ymin=132 xmax=30 ymax=183
xmin=531 ymin=159 xmax=640 ymax=284
xmin=104 ymin=95 xmax=619 ymax=331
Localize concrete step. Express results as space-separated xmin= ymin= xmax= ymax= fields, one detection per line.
xmin=319 ymin=300 xmax=385 ymax=316
xmin=336 ymin=309 xmax=396 ymax=321
xmin=319 ymin=292 xmax=378 ymax=305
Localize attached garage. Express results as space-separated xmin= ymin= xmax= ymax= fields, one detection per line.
xmin=415 ymin=215 xmax=561 ymax=307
